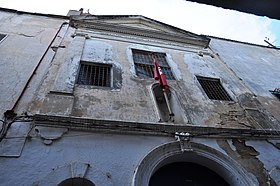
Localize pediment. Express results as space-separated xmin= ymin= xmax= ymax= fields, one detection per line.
xmin=70 ymin=15 xmax=210 ymax=47
xmin=100 ymin=16 xmax=181 ymax=34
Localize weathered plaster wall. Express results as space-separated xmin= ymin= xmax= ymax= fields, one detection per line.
xmin=1 ymin=125 xmax=279 ymax=185
xmin=210 ymin=38 xmax=280 ymax=97
xmin=209 ymin=38 xmax=280 ymax=121
xmin=30 ymin=31 xmax=202 ymax=123
xmin=72 ymin=38 xmax=189 ymax=122
xmin=29 ymin=28 xmax=280 ymax=130
xmin=0 ymin=128 xmax=172 ymax=186
xmin=0 ymin=11 xmax=67 ymax=117
xmin=1 ymin=12 xmax=280 ymax=186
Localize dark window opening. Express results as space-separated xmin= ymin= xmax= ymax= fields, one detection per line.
xmin=132 ymin=49 xmax=175 ymax=80
xmin=0 ymin=34 xmax=6 ymax=41
xmin=196 ymin=76 xmax=232 ymax=101
xmin=77 ymin=62 xmax=111 ymax=87
xmin=149 ymin=162 xmax=229 ymax=186
xmin=270 ymin=88 xmax=280 ymax=100
xmin=58 ymin=178 xmax=95 ymax=186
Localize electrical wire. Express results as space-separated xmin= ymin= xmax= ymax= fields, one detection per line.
xmin=0 ymin=114 xmax=34 ymax=142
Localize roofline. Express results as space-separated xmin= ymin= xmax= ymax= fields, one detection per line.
xmin=0 ymin=7 xmax=69 ymax=20
xmin=2 ymin=8 xmax=274 ymax=50
xmin=206 ymin=35 xmax=280 ymax=50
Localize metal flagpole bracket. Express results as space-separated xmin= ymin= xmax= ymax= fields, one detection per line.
xmin=175 ymin=132 xmax=193 ymax=152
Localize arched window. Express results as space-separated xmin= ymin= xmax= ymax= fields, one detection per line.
xmin=58 ymin=178 xmax=95 ymax=186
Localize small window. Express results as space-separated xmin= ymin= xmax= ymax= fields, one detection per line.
xmin=196 ymin=76 xmax=232 ymax=101
xmin=77 ymin=62 xmax=111 ymax=87
xmin=270 ymin=88 xmax=280 ymax=100
xmin=132 ymin=49 xmax=175 ymax=80
xmin=0 ymin=34 xmax=6 ymax=42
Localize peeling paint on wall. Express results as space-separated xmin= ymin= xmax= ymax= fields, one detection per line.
xmin=217 ymin=139 xmax=277 ymax=186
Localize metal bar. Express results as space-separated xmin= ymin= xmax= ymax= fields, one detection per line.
xmin=163 ymin=89 xmax=174 ymax=120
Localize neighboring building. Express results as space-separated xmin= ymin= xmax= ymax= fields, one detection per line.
xmin=0 ymin=8 xmax=280 ymax=186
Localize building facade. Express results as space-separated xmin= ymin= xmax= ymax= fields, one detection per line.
xmin=0 ymin=8 xmax=280 ymax=186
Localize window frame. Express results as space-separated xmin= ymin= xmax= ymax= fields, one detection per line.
xmin=196 ymin=76 xmax=233 ymax=101
xmin=76 ymin=61 xmax=112 ymax=88
xmin=132 ymin=49 xmax=175 ymax=80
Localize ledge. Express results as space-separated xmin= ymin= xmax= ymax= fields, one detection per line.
xmin=34 ymin=114 xmax=280 ymax=139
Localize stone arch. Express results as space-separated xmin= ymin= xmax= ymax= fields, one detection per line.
xmin=35 ymin=161 xmax=113 ymax=186
xmin=132 ymin=141 xmax=256 ymax=186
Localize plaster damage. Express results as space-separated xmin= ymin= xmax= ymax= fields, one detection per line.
xmin=34 ymin=126 xmax=68 ymax=145
xmin=0 ymin=11 xmax=68 ymax=117
xmin=210 ymin=38 xmax=280 ymax=122
xmin=0 ymin=9 xmax=280 ymax=186
xmin=217 ymin=139 xmax=277 ymax=186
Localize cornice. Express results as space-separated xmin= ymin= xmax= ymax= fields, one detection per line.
xmin=70 ymin=18 xmax=210 ymax=48
xmin=34 ymin=114 xmax=280 ymax=139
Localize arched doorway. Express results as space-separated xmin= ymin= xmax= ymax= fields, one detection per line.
xmin=132 ymin=142 xmax=256 ymax=186
xmin=149 ymin=162 xmax=229 ymax=186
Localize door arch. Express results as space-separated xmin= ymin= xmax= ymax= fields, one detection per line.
xmin=132 ymin=141 xmax=256 ymax=186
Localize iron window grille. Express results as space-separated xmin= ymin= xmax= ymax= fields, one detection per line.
xmin=132 ymin=49 xmax=175 ymax=80
xmin=196 ymin=76 xmax=233 ymax=101
xmin=77 ymin=62 xmax=111 ymax=87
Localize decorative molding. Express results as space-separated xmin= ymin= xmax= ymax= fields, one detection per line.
xmin=78 ymin=30 xmax=205 ymax=53
xmin=132 ymin=141 xmax=256 ymax=186
xmin=35 ymin=161 xmax=113 ymax=186
xmin=34 ymin=114 xmax=280 ymax=139
xmin=70 ymin=18 xmax=210 ymax=48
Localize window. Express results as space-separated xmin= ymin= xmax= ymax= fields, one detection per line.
xmin=0 ymin=34 xmax=6 ymax=42
xmin=77 ymin=62 xmax=111 ymax=87
xmin=196 ymin=76 xmax=232 ymax=101
xmin=270 ymin=88 xmax=280 ymax=100
xmin=132 ymin=49 xmax=175 ymax=80
xmin=58 ymin=178 xmax=95 ymax=186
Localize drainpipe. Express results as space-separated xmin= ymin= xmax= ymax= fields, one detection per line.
xmin=1 ymin=22 xmax=69 ymax=142
xmin=9 ymin=22 xmax=68 ymax=113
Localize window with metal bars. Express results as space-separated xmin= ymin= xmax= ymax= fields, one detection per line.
xmin=77 ymin=62 xmax=111 ymax=87
xmin=196 ymin=76 xmax=233 ymax=101
xmin=132 ymin=49 xmax=175 ymax=80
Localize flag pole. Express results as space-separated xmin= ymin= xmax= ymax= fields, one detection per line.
xmin=163 ymin=88 xmax=175 ymax=121
xmin=152 ymin=54 xmax=174 ymax=122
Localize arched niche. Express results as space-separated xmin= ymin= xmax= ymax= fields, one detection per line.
xmin=151 ymin=83 xmax=186 ymax=123
xmin=132 ymin=142 xmax=256 ymax=186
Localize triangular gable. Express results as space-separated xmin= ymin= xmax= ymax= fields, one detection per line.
xmin=70 ymin=15 xmax=210 ymax=48
xmin=99 ymin=16 xmax=182 ymax=34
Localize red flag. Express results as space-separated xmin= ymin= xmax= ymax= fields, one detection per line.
xmin=153 ymin=55 xmax=169 ymax=90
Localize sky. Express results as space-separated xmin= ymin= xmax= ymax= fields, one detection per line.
xmin=1 ymin=0 xmax=280 ymax=46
